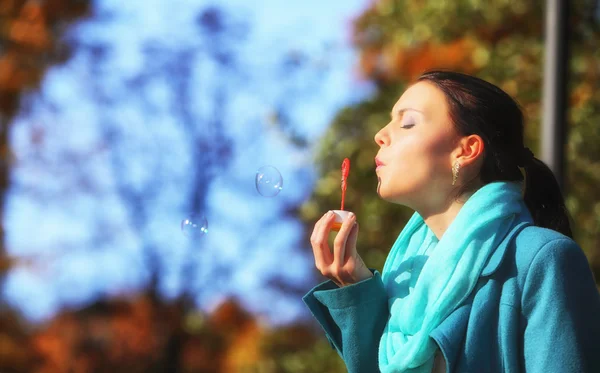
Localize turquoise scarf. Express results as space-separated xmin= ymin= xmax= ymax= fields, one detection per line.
xmin=378 ymin=181 xmax=532 ymax=373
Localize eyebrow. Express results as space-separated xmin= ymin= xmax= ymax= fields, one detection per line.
xmin=390 ymin=108 xmax=424 ymax=119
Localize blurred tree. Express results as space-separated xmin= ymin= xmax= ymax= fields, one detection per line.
xmin=88 ymin=5 xmax=241 ymax=299
xmin=0 ymin=1 xmax=90 ymax=372
xmin=0 ymin=0 xmax=90 ymax=298
xmin=7 ymin=2 xmax=329 ymax=314
xmin=3 ymin=2 xmax=355 ymax=372
xmin=20 ymin=293 xmax=343 ymax=373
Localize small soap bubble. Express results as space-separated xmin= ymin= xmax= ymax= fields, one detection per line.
xmin=181 ymin=214 xmax=208 ymax=237
xmin=255 ymin=165 xmax=283 ymax=197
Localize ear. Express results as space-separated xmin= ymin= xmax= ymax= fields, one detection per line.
xmin=452 ymin=134 xmax=484 ymax=167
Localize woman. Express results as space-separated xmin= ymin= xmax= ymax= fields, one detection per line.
xmin=303 ymin=70 xmax=600 ymax=373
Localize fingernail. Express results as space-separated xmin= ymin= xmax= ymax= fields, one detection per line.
xmin=327 ymin=211 xmax=333 ymax=217
xmin=348 ymin=212 xmax=354 ymax=218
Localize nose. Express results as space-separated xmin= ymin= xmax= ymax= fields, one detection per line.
xmin=374 ymin=126 xmax=388 ymax=147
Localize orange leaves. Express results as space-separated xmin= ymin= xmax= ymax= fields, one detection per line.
xmin=0 ymin=51 xmax=41 ymax=93
xmin=394 ymin=37 xmax=478 ymax=80
xmin=357 ymin=47 xmax=382 ymax=80
xmin=358 ymin=37 xmax=479 ymax=83
xmin=0 ymin=1 xmax=51 ymax=97
xmin=32 ymin=314 xmax=81 ymax=373
xmin=8 ymin=1 xmax=50 ymax=51
xmin=15 ymin=295 xmax=307 ymax=372
xmin=107 ymin=298 xmax=159 ymax=363
xmin=30 ymin=298 xmax=163 ymax=373
xmin=221 ymin=320 xmax=264 ymax=372
xmin=571 ymin=83 xmax=593 ymax=109
xmin=207 ymin=299 xmax=266 ymax=371
xmin=0 ymin=0 xmax=91 ymax=117
xmin=0 ymin=330 xmax=35 ymax=372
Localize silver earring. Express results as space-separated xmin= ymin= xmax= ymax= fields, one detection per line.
xmin=452 ymin=161 xmax=460 ymax=186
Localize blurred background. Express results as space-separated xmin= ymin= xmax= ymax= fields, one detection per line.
xmin=0 ymin=0 xmax=599 ymax=372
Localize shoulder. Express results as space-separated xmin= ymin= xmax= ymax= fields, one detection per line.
xmin=515 ymin=225 xmax=573 ymax=247
xmin=511 ymin=225 xmax=593 ymax=292
xmin=513 ymin=225 xmax=581 ymax=270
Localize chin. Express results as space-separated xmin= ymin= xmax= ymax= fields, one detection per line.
xmin=379 ymin=193 xmax=406 ymax=206
xmin=377 ymin=180 xmax=414 ymax=206
xmin=377 ymin=186 xmax=400 ymax=203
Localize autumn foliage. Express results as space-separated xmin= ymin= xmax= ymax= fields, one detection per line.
xmin=2 ymin=1 xmax=600 ymax=373
xmin=0 ymin=293 xmax=324 ymax=372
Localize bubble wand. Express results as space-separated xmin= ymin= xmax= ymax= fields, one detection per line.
xmin=341 ymin=158 xmax=350 ymax=210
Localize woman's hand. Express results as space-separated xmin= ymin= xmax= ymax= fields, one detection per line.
xmin=310 ymin=211 xmax=373 ymax=287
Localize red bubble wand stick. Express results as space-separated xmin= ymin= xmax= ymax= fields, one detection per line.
xmin=341 ymin=158 xmax=350 ymax=210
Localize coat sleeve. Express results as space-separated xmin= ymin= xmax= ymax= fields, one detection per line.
xmin=521 ymin=238 xmax=600 ymax=373
xmin=302 ymin=270 xmax=389 ymax=373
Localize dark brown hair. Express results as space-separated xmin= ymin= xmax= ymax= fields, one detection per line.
xmin=418 ymin=70 xmax=572 ymax=238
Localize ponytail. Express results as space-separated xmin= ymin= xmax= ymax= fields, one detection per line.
xmin=522 ymin=157 xmax=573 ymax=238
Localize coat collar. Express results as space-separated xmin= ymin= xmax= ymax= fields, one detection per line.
xmin=480 ymin=220 xmax=532 ymax=277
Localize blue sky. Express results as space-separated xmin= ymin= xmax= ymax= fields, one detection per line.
xmin=3 ymin=0 xmax=373 ymax=325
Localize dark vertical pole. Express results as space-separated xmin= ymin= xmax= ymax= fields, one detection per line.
xmin=541 ymin=0 xmax=570 ymax=191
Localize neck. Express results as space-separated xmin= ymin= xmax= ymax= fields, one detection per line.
xmin=420 ymin=190 xmax=475 ymax=240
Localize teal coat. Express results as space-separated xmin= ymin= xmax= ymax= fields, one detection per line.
xmin=303 ymin=222 xmax=600 ymax=372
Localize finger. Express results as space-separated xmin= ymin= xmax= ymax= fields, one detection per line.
xmin=310 ymin=211 xmax=334 ymax=248
xmin=309 ymin=212 xmax=327 ymax=244
xmin=316 ymin=211 xmax=336 ymax=263
xmin=309 ymin=212 xmax=329 ymax=264
xmin=332 ymin=212 xmax=357 ymax=266
xmin=344 ymin=222 xmax=360 ymax=264
xmin=310 ymin=211 xmax=334 ymax=267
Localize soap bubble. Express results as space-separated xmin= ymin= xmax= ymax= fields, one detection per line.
xmin=181 ymin=214 xmax=208 ymax=237
xmin=255 ymin=165 xmax=283 ymax=197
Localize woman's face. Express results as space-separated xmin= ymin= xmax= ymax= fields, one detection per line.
xmin=374 ymin=81 xmax=461 ymax=211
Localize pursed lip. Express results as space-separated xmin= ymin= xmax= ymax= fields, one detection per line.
xmin=375 ymin=157 xmax=385 ymax=170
